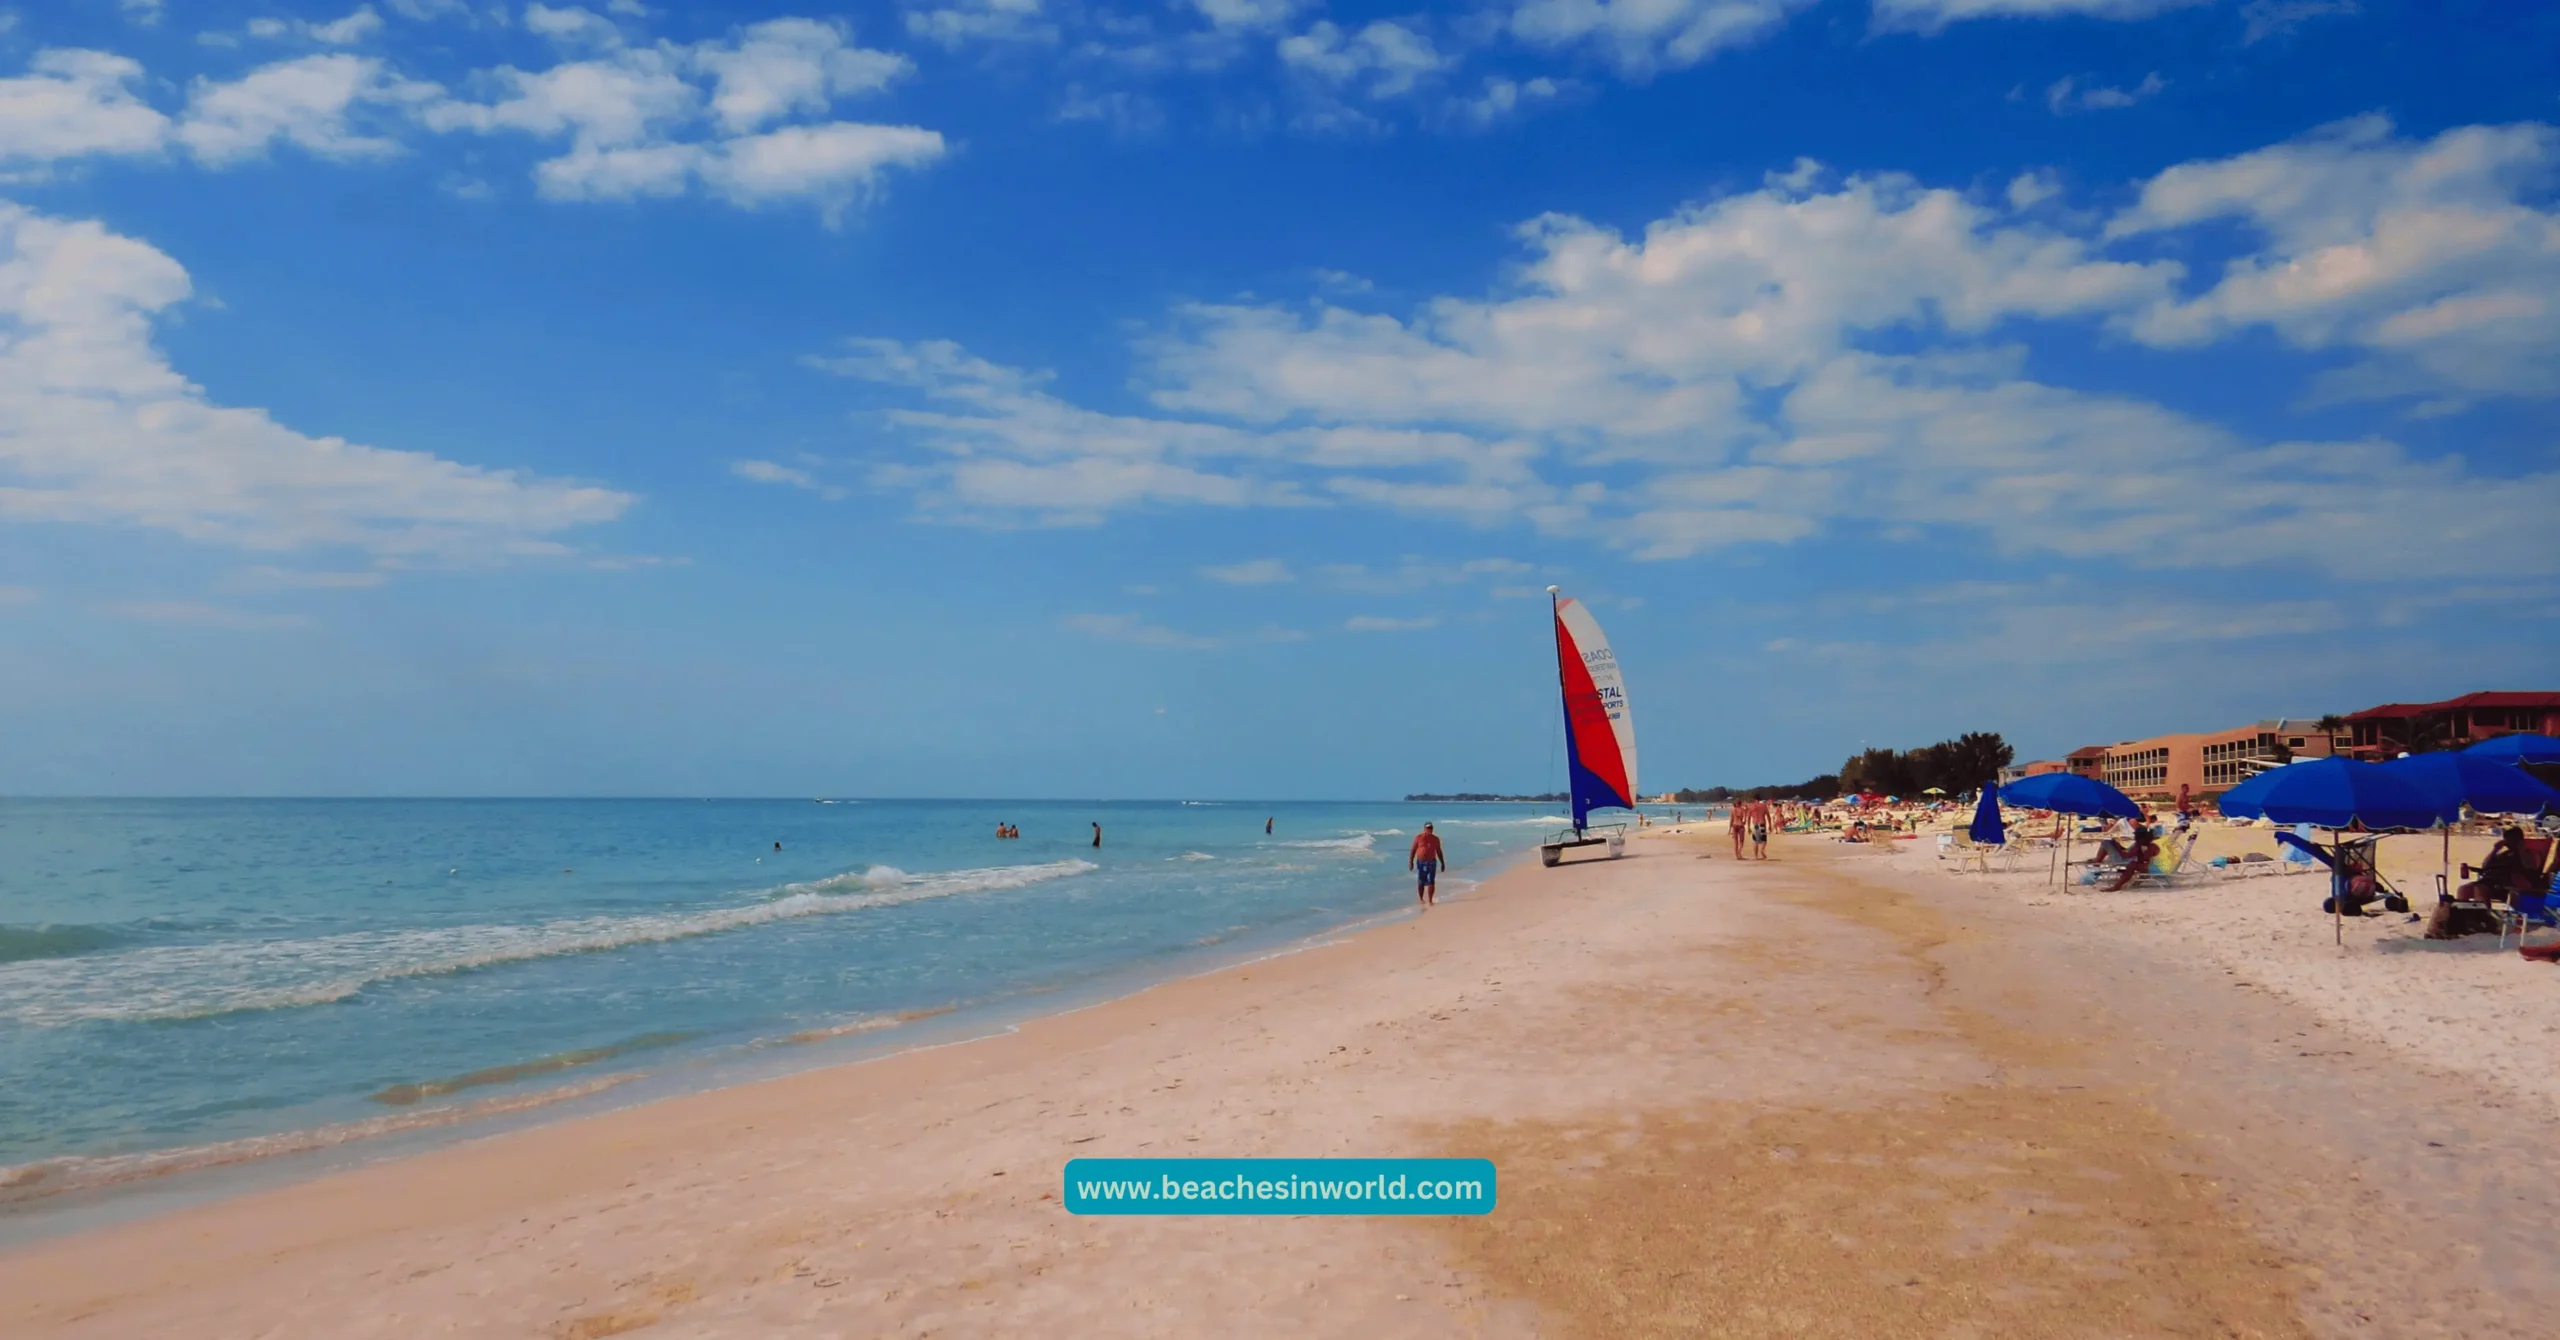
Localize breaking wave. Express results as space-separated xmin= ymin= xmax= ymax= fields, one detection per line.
xmin=1276 ymin=834 xmax=1379 ymax=853
xmin=0 ymin=860 xmax=1096 ymax=1028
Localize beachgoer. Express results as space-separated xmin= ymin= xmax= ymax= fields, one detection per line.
xmin=1091 ymin=822 xmax=1102 ymax=849
xmin=1266 ymin=817 xmax=1274 ymax=835
xmin=1409 ymin=823 xmax=1445 ymax=908
xmin=1729 ymin=805 xmax=1747 ymax=859
xmin=2461 ymin=826 xmax=2533 ymax=902
xmin=1750 ymin=811 xmax=1769 ymax=860
xmin=773 ymin=841 xmax=782 ymax=852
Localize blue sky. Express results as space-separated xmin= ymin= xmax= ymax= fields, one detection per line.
xmin=0 ymin=0 xmax=2554 ymax=797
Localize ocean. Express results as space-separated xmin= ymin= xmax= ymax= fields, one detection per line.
xmin=0 ymin=797 xmax=1617 ymax=1211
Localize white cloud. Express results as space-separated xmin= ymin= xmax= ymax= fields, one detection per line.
xmin=0 ymin=203 xmax=634 ymax=560
xmin=311 ymin=6 xmax=388 ymax=43
xmin=423 ymin=21 xmax=936 ymax=217
xmin=1869 ymin=0 xmax=2204 ymax=32
xmin=246 ymin=6 xmax=386 ymax=45
xmin=1508 ymin=0 xmax=1810 ymax=74
xmin=826 ymin=132 xmax=2560 ymax=579
xmin=1200 ymin=557 xmax=1294 ymax=583
xmin=523 ymin=4 xmax=626 ymax=48
xmin=905 ymin=0 xmax=1058 ymax=48
xmin=2109 ymin=114 xmax=2560 ymax=404
xmin=1345 ymin=614 xmax=1436 ymax=631
xmin=1449 ymin=75 xmax=1565 ymax=128
xmin=2045 ymin=71 xmax=2163 ymax=114
xmin=2240 ymin=0 xmax=2355 ymax=43
xmin=693 ymin=17 xmax=908 ymax=131
xmin=0 ymin=50 xmax=172 ymax=164
xmin=121 ymin=0 xmax=165 ymax=26
xmin=1280 ymin=21 xmax=1450 ymax=99
xmin=178 ymin=54 xmax=439 ymax=164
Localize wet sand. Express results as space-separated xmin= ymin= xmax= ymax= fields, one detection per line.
xmin=3 ymin=830 xmax=2550 ymax=1337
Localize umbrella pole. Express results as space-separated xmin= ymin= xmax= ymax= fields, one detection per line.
xmin=2332 ymin=830 xmax=2343 ymax=947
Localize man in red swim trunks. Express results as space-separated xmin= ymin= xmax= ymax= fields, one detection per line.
xmin=1409 ymin=823 xmax=1446 ymax=908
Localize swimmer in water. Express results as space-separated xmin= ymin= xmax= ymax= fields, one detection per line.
xmin=1266 ymin=816 xmax=1274 ymax=835
xmin=1092 ymin=822 xmax=1102 ymax=848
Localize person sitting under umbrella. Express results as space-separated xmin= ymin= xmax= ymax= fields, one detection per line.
xmin=2460 ymin=826 xmax=2539 ymax=904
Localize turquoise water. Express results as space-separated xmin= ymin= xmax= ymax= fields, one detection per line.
xmin=0 ymin=798 xmax=1582 ymax=1191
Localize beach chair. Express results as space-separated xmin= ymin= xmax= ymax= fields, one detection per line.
xmin=1936 ymin=831 xmax=1995 ymax=873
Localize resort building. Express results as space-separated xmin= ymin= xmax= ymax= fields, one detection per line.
xmin=2340 ymin=691 xmax=2560 ymax=760
xmin=2095 ymin=720 xmax=2336 ymax=804
xmin=2063 ymin=747 xmax=2108 ymax=779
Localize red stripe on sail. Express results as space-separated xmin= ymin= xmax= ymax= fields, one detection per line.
xmin=1555 ymin=608 xmax=1632 ymax=809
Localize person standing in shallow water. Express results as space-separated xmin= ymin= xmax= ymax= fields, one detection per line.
xmin=1266 ymin=816 xmax=1274 ymax=835
xmin=1091 ymin=822 xmax=1102 ymax=849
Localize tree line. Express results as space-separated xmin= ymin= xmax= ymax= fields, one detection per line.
xmin=1670 ymin=732 xmax=2015 ymax=805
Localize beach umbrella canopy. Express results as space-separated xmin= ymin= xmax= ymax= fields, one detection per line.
xmin=2464 ymin=733 xmax=2560 ymax=765
xmin=1922 ymin=787 xmax=1947 ymax=796
xmin=1998 ymin=772 xmax=2140 ymax=819
xmin=2216 ymin=757 xmax=2447 ymax=831
xmin=2380 ymin=751 xmax=2560 ymax=818
xmin=1968 ymin=785 xmax=2005 ymax=846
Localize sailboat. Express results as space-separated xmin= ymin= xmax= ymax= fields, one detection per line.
xmin=1541 ymin=586 xmax=1638 ymax=867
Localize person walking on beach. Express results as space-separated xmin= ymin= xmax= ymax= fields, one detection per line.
xmin=1751 ymin=809 xmax=1770 ymax=861
xmin=1729 ymin=805 xmax=1747 ymax=859
xmin=1409 ymin=823 xmax=1445 ymax=909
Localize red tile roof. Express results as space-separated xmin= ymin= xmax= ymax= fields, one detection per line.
xmin=2346 ymin=691 xmax=2560 ymax=721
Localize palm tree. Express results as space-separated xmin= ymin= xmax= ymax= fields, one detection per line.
xmin=2316 ymin=713 xmax=2346 ymax=757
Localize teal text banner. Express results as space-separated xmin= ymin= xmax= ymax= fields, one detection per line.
xmin=1063 ymin=1157 xmax=1497 ymax=1215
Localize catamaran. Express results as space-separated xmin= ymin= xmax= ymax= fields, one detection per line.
xmin=1541 ymin=585 xmax=1638 ymax=867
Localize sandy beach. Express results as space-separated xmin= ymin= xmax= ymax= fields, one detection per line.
xmin=5 ymin=826 xmax=2555 ymax=1338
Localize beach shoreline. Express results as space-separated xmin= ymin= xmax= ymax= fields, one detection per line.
xmin=7 ymin=826 xmax=2554 ymax=1338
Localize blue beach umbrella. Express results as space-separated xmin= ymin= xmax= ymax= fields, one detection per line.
xmin=1997 ymin=773 xmax=2141 ymax=819
xmin=2217 ymin=757 xmax=2450 ymax=831
xmin=2464 ymin=733 xmax=2560 ymax=766
xmin=2380 ymin=752 xmax=2560 ymax=818
xmin=1968 ymin=785 xmax=2006 ymax=846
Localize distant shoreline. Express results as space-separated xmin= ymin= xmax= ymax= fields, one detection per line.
xmin=1402 ymin=794 xmax=1568 ymax=803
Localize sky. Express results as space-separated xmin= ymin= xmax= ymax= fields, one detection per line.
xmin=0 ymin=0 xmax=2554 ymax=798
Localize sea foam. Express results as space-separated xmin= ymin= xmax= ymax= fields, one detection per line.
xmin=0 ymin=860 xmax=1095 ymax=1028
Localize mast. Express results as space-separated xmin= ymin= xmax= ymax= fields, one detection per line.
xmin=1547 ymin=585 xmax=1583 ymax=835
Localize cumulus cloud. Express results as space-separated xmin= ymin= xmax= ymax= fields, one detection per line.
xmin=732 ymin=456 xmax=848 ymax=499
xmin=177 ymin=54 xmax=440 ymax=164
xmin=2109 ymin=114 xmax=2560 ymax=405
xmin=0 ymin=203 xmax=633 ymax=560
xmin=824 ymin=127 xmax=2560 ymax=579
xmin=422 ymin=17 xmax=937 ymax=217
xmin=0 ymin=50 xmax=172 ymax=165
xmin=1280 ymin=21 xmax=1451 ymax=99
